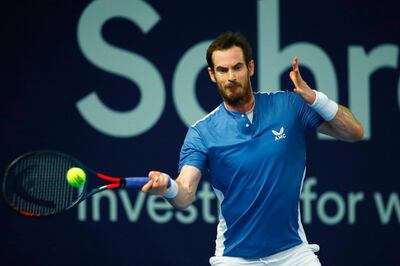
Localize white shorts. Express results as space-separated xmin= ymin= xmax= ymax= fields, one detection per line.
xmin=209 ymin=243 xmax=321 ymax=266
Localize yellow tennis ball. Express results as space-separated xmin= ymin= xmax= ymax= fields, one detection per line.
xmin=66 ymin=167 xmax=86 ymax=188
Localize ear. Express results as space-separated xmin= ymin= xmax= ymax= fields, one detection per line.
xmin=248 ymin=60 xmax=255 ymax=77
xmin=208 ymin=67 xmax=217 ymax=83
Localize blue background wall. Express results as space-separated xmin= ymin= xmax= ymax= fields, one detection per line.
xmin=1 ymin=0 xmax=399 ymax=265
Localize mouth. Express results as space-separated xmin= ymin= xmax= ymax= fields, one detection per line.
xmin=225 ymin=83 xmax=241 ymax=89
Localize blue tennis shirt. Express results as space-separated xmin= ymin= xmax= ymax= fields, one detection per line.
xmin=179 ymin=91 xmax=324 ymax=259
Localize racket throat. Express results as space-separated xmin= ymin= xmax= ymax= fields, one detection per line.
xmin=119 ymin=178 xmax=127 ymax=188
xmin=105 ymin=182 xmax=122 ymax=189
xmin=97 ymin=173 xmax=124 ymax=189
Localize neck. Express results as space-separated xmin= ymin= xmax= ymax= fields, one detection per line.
xmin=224 ymin=93 xmax=255 ymax=113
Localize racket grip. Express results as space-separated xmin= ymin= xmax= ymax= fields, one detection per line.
xmin=124 ymin=177 xmax=150 ymax=188
xmin=124 ymin=176 xmax=172 ymax=189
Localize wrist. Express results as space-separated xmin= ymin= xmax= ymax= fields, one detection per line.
xmin=163 ymin=176 xmax=179 ymax=199
xmin=309 ymin=90 xmax=338 ymax=121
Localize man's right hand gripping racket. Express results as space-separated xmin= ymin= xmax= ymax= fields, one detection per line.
xmin=1 ymin=150 xmax=166 ymax=217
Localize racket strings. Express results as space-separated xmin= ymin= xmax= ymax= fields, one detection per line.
xmin=3 ymin=152 xmax=82 ymax=216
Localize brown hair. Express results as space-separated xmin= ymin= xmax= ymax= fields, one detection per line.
xmin=206 ymin=32 xmax=253 ymax=70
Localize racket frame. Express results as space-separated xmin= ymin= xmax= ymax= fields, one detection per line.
xmin=2 ymin=150 xmax=149 ymax=217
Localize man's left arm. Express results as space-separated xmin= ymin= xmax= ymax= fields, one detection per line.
xmin=289 ymin=56 xmax=364 ymax=142
xmin=317 ymin=105 xmax=364 ymax=142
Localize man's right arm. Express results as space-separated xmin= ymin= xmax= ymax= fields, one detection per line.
xmin=141 ymin=165 xmax=202 ymax=209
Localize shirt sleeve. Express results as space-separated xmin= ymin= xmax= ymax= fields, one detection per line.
xmin=178 ymin=126 xmax=208 ymax=174
xmin=288 ymin=91 xmax=324 ymax=129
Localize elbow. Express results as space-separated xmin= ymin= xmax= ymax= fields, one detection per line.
xmin=346 ymin=124 xmax=364 ymax=143
xmin=356 ymin=125 xmax=364 ymax=140
xmin=353 ymin=124 xmax=364 ymax=141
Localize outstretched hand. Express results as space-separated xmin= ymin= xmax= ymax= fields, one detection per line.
xmin=289 ymin=56 xmax=316 ymax=105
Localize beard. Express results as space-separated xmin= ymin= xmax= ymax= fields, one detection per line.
xmin=217 ymin=78 xmax=252 ymax=106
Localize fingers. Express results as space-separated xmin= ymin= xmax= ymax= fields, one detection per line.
xmin=289 ymin=70 xmax=297 ymax=84
xmin=292 ymin=56 xmax=298 ymax=71
xmin=141 ymin=179 xmax=154 ymax=192
xmin=142 ymin=171 xmax=170 ymax=195
xmin=289 ymin=56 xmax=302 ymax=87
xmin=148 ymin=171 xmax=160 ymax=181
xmin=290 ymin=56 xmax=315 ymax=101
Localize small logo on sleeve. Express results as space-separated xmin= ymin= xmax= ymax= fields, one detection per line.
xmin=272 ymin=127 xmax=286 ymax=141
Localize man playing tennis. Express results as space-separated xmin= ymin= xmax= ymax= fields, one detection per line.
xmin=142 ymin=32 xmax=363 ymax=265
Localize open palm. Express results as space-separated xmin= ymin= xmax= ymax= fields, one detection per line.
xmin=289 ymin=56 xmax=316 ymax=105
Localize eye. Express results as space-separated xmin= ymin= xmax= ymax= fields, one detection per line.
xmin=234 ymin=64 xmax=243 ymax=71
xmin=216 ymin=67 xmax=228 ymax=73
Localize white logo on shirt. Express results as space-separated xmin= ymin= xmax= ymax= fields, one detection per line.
xmin=272 ymin=127 xmax=286 ymax=141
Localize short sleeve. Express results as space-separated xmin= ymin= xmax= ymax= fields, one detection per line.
xmin=288 ymin=92 xmax=324 ymax=129
xmin=178 ymin=127 xmax=208 ymax=173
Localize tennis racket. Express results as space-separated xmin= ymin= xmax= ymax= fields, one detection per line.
xmin=2 ymin=150 xmax=162 ymax=217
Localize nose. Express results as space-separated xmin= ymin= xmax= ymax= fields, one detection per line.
xmin=228 ymin=69 xmax=236 ymax=81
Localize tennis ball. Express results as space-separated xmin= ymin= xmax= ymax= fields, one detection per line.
xmin=66 ymin=167 xmax=86 ymax=188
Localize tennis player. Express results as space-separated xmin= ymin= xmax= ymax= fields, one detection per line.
xmin=142 ymin=32 xmax=363 ymax=265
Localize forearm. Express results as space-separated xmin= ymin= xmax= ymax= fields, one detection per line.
xmin=319 ymin=105 xmax=364 ymax=142
xmin=168 ymin=177 xmax=198 ymax=209
xmin=143 ymin=165 xmax=201 ymax=209
xmin=289 ymin=57 xmax=364 ymax=142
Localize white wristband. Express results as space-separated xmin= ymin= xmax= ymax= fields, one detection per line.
xmin=163 ymin=176 xmax=179 ymax=199
xmin=309 ymin=90 xmax=338 ymax=121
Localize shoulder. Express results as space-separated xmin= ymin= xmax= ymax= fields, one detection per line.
xmin=183 ymin=105 xmax=223 ymax=148
xmin=254 ymin=90 xmax=294 ymax=105
xmin=191 ymin=104 xmax=223 ymax=128
xmin=254 ymin=90 xmax=292 ymax=99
